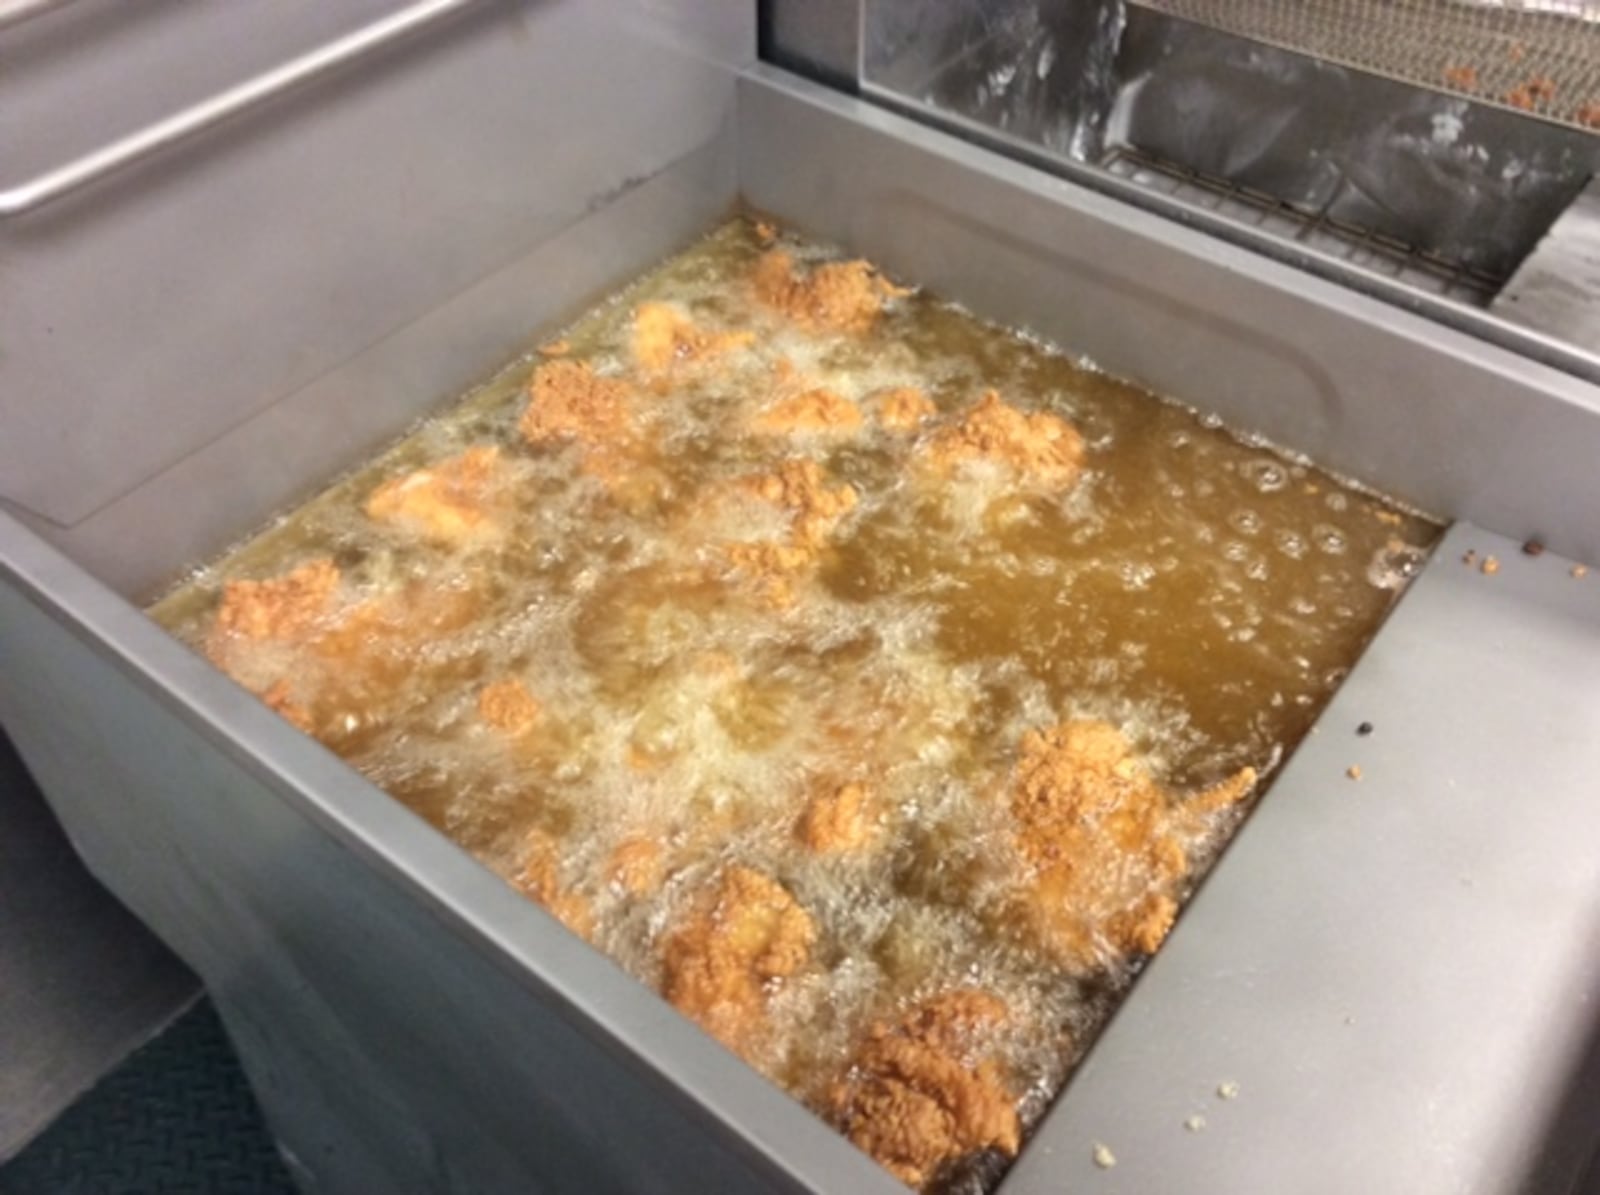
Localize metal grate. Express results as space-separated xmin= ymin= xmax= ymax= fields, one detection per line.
xmin=1129 ymin=0 xmax=1600 ymax=130
xmin=1103 ymin=146 xmax=1508 ymax=302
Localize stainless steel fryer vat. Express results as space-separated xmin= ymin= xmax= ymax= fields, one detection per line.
xmin=5 ymin=2 xmax=1600 ymax=1191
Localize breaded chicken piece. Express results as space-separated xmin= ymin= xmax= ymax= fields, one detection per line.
xmin=478 ymin=679 xmax=542 ymax=736
xmin=519 ymin=359 xmax=632 ymax=447
xmin=797 ymin=781 xmax=873 ymax=853
xmin=631 ymin=302 xmax=753 ymax=373
xmin=365 ymin=446 xmax=502 ymax=544
xmin=740 ymin=458 xmax=859 ymax=547
xmin=1005 ymin=721 xmax=1256 ymax=967
xmin=719 ymin=540 xmax=817 ymax=610
xmin=516 ymin=828 xmax=594 ymax=940
xmin=259 ymin=679 xmax=315 ymax=734
xmin=661 ymin=866 xmax=816 ymax=1054
xmin=872 ymin=386 xmax=938 ymax=434
xmin=831 ymin=991 xmax=1021 ymax=1188
xmin=922 ymin=391 xmax=1085 ymax=490
xmin=210 ymin=558 xmax=340 ymax=645
xmin=752 ymin=250 xmax=902 ymax=333
xmin=752 ymin=387 xmax=864 ymax=437
xmin=607 ymin=837 xmax=667 ymax=896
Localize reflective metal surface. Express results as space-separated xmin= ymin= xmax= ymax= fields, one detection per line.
xmin=771 ymin=0 xmax=1600 ymax=375
xmin=0 ymin=726 xmax=197 ymax=1159
xmin=1494 ymin=176 xmax=1600 ymax=353
xmin=0 ymin=0 xmax=495 ymax=218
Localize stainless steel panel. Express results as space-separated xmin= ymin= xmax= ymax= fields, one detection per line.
xmin=29 ymin=136 xmax=736 ymax=600
xmin=738 ymin=68 xmax=1600 ymax=565
xmin=759 ymin=0 xmax=861 ymax=91
xmin=0 ymin=726 xmax=198 ymax=1159
xmin=0 ymin=0 xmax=497 ymax=218
xmin=839 ymin=0 xmax=1600 ymax=371
xmin=1004 ymin=522 xmax=1600 ymax=1195
xmin=0 ymin=517 xmax=900 ymax=1195
xmin=1110 ymin=9 xmax=1599 ymax=281
xmin=1494 ymin=177 xmax=1600 ymax=353
xmin=0 ymin=0 xmax=749 ymax=529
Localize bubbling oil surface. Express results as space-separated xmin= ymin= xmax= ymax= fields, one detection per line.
xmin=151 ymin=218 xmax=1439 ymax=1191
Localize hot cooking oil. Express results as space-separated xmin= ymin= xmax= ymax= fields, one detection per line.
xmin=151 ymin=216 xmax=1440 ymax=1193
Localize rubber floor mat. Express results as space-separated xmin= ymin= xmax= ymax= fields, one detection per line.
xmin=0 ymin=1001 xmax=296 ymax=1194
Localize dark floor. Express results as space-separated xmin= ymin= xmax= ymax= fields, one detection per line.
xmin=0 ymin=1001 xmax=296 ymax=1195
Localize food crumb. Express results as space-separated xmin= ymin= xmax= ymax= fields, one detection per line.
xmin=1356 ymin=722 xmax=1373 ymax=737
xmin=1346 ymin=765 xmax=1362 ymax=781
xmin=1093 ymin=1143 xmax=1117 ymax=1169
xmin=1522 ymin=539 xmax=1545 ymax=557
xmin=1573 ymin=565 xmax=1590 ymax=579
xmin=1184 ymin=1115 xmax=1207 ymax=1133
xmin=1462 ymin=549 xmax=1477 ymax=566
xmin=538 ymin=339 xmax=571 ymax=357
xmin=1579 ymin=103 xmax=1600 ymax=130
xmin=1481 ymin=555 xmax=1500 ymax=576
xmin=1217 ymin=1081 xmax=1240 ymax=1100
xmin=1442 ymin=64 xmax=1478 ymax=90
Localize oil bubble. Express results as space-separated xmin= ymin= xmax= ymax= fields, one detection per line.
xmin=1229 ymin=509 xmax=1263 ymax=537
xmin=1274 ymin=530 xmax=1307 ymax=559
xmin=1367 ymin=541 xmax=1427 ymax=590
xmin=1241 ymin=459 xmax=1289 ymax=493
xmin=1313 ymin=525 xmax=1348 ymax=555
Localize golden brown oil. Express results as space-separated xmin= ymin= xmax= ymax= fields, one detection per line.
xmin=151 ymin=218 xmax=1439 ymax=1192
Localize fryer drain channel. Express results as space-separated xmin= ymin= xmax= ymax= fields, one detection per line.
xmin=1129 ymin=0 xmax=1600 ymax=130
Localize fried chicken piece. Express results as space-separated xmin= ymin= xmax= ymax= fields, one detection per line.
xmin=365 ymin=446 xmax=502 ymax=544
xmin=210 ymin=558 xmax=340 ymax=645
xmin=259 ymin=679 xmax=315 ymax=734
xmin=798 ymin=782 xmax=873 ymax=853
xmin=518 ymin=359 xmax=632 ymax=447
xmin=873 ymin=386 xmax=938 ymax=434
xmin=740 ymin=458 xmax=859 ymax=547
xmin=608 ymin=837 xmax=667 ymax=896
xmin=478 ymin=679 xmax=542 ymax=736
xmin=751 ymin=250 xmax=900 ymax=333
xmin=720 ymin=540 xmax=817 ymax=610
xmin=516 ymin=829 xmax=594 ymax=939
xmin=1004 ymin=720 xmax=1256 ymax=967
xmin=753 ymin=387 xmax=865 ymax=437
xmin=631 ymin=301 xmax=753 ymax=373
xmin=661 ymin=866 xmax=816 ymax=1054
xmin=922 ymin=391 xmax=1085 ymax=490
xmin=831 ymin=991 xmax=1021 ymax=1188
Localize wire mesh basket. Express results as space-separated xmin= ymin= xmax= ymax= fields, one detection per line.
xmin=1129 ymin=0 xmax=1600 ymax=129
